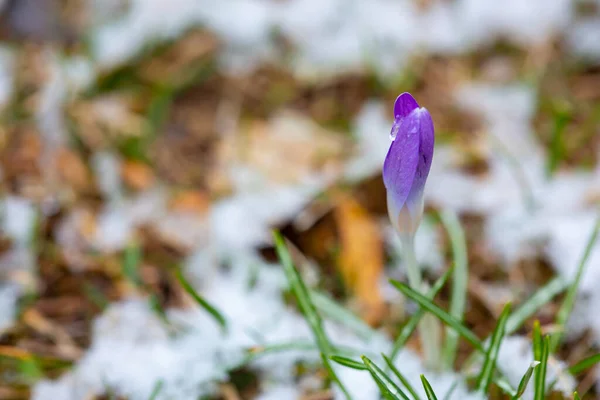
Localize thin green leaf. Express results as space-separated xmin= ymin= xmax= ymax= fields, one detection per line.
xmin=534 ymin=334 xmax=550 ymax=400
xmin=461 ymin=276 xmax=567 ymax=379
xmin=123 ymin=242 xmax=142 ymax=286
xmin=175 ymin=269 xmax=227 ymax=333
xmin=442 ymin=381 xmax=458 ymax=400
xmin=311 ymin=290 xmax=377 ymax=340
xmin=512 ymin=361 xmax=539 ymax=399
xmin=331 ymin=355 xmax=367 ymax=370
xmin=532 ymin=321 xmax=543 ymax=399
xmin=382 ymin=354 xmax=421 ymax=400
xmin=420 ymin=375 xmax=439 ymax=400
xmin=573 ymin=391 xmax=581 ymax=400
xmin=361 ymin=356 xmax=410 ymax=400
xmin=273 ymin=231 xmax=352 ymax=400
xmin=569 ymin=353 xmax=600 ymax=375
xmin=506 ymin=276 xmax=568 ymax=334
xmin=390 ymin=267 xmax=453 ymax=361
xmin=495 ymin=377 xmax=517 ymax=397
xmin=148 ymin=380 xmax=164 ymax=400
xmin=477 ymin=303 xmax=511 ymax=393
xmin=550 ymin=212 xmax=600 ymax=352
xmin=389 ymin=280 xmax=483 ymax=352
xmin=547 ymin=100 xmax=571 ymax=176
xmin=439 ymin=210 xmax=468 ymax=370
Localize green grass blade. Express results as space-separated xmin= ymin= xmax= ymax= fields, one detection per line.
xmin=506 ymin=276 xmax=568 ymax=334
xmin=362 ymin=356 xmax=411 ymax=400
xmin=311 ymin=290 xmax=377 ymax=340
xmin=569 ymin=353 xmax=600 ymax=375
xmin=550 ymin=212 xmax=600 ymax=352
xmin=390 ymin=280 xmax=483 ymax=352
xmin=476 ymin=303 xmax=511 ymax=393
xmin=573 ymin=392 xmax=581 ymax=400
xmin=148 ymin=380 xmax=163 ymax=400
xmin=331 ymin=355 xmax=368 ymax=370
xmin=382 ymin=354 xmax=422 ymax=400
xmin=532 ymin=321 xmax=543 ymax=398
xmin=420 ymin=375 xmax=439 ymax=400
xmin=534 ymin=333 xmax=550 ymax=400
xmin=439 ymin=210 xmax=468 ymax=370
xmin=442 ymin=381 xmax=458 ymax=400
xmin=175 ymin=269 xmax=227 ymax=333
xmin=273 ymin=231 xmax=352 ymax=400
xmin=123 ymin=242 xmax=142 ymax=286
xmin=495 ymin=377 xmax=517 ymax=397
xmin=512 ymin=361 xmax=539 ymax=399
xmin=390 ymin=267 xmax=453 ymax=361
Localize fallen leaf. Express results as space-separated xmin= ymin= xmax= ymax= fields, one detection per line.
xmin=169 ymin=190 xmax=210 ymax=214
xmin=122 ymin=160 xmax=155 ymax=191
xmin=334 ymin=196 xmax=385 ymax=326
xmin=57 ymin=147 xmax=90 ymax=190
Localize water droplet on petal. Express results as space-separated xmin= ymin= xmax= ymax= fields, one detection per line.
xmin=390 ymin=119 xmax=400 ymax=140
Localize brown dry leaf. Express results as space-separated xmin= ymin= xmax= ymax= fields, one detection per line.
xmin=57 ymin=147 xmax=90 ymax=190
xmin=219 ymin=111 xmax=348 ymax=184
xmin=169 ymin=190 xmax=210 ymax=214
xmin=137 ymin=30 xmax=219 ymax=87
xmin=22 ymin=308 xmax=82 ymax=360
xmin=122 ymin=160 xmax=155 ymax=191
xmin=68 ymin=94 xmax=148 ymax=149
xmin=334 ymin=196 xmax=385 ymax=326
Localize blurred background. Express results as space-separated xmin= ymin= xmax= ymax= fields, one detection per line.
xmin=0 ymin=0 xmax=599 ymax=399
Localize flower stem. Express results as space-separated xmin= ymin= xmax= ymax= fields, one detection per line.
xmin=400 ymin=234 xmax=441 ymax=370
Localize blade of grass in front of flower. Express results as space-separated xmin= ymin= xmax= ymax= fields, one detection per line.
xmin=494 ymin=377 xmax=517 ymax=397
xmin=569 ymin=352 xmax=600 ymax=375
xmin=243 ymin=340 xmax=373 ymax=367
xmin=550 ymin=212 xmax=600 ymax=352
xmin=512 ymin=361 xmax=539 ymax=399
xmin=390 ymin=267 xmax=453 ymax=361
xmin=439 ymin=210 xmax=468 ymax=370
xmin=330 ymin=355 xmax=368 ymax=370
xmin=462 ymin=276 xmax=568 ymax=375
xmin=273 ymin=231 xmax=352 ymax=400
xmin=532 ymin=321 xmax=543 ymax=398
xmin=476 ymin=303 xmax=511 ymax=393
xmin=175 ymin=268 xmax=227 ymax=333
xmin=506 ymin=276 xmax=568 ymax=334
xmin=148 ymin=380 xmax=164 ymax=400
xmin=361 ymin=356 xmax=410 ymax=400
xmin=390 ymin=280 xmax=483 ymax=352
xmin=420 ymin=375 xmax=439 ymax=400
xmin=573 ymin=391 xmax=581 ymax=400
xmin=534 ymin=333 xmax=550 ymax=400
xmin=311 ymin=289 xmax=377 ymax=340
xmin=382 ymin=354 xmax=421 ymax=400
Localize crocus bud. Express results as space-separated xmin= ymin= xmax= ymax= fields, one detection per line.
xmin=383 ymin=93 xmax=434 ymax=236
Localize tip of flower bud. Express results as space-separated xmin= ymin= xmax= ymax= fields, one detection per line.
xmin=394 ymin=92 xmax=420 ymax=119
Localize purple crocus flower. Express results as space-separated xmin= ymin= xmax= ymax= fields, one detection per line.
xmin=383 ymin=92 xmax=434 ymax=236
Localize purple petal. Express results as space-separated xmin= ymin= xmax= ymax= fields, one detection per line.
xmin=405 ymin=107 xmax=435 ymax=214
xmin=393 ymin=92 xmax=420 ymax=119
xmin=383 ymin=109 xmax=422 ymax=212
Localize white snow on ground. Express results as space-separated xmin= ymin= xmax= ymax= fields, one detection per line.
xmin=0 ymin=46 xmax=14 ymax=110
xmin=0 ymin=197 xmax=36 ymax=334
xmin=87 ymin=0 xmax=576 ymax=79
